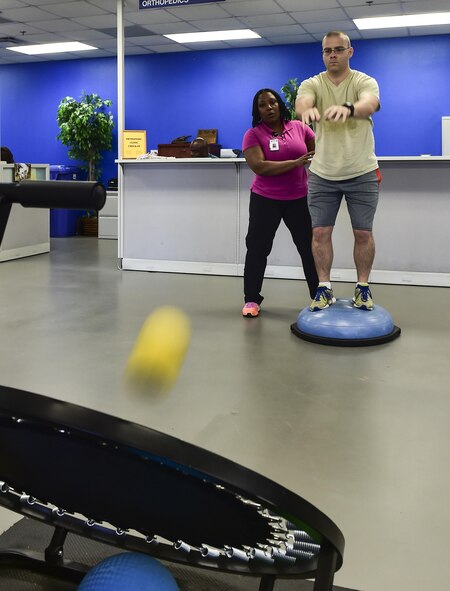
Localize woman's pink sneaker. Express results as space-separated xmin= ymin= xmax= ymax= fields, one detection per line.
xmin=242 ymin=302 xmax=260 ymax=317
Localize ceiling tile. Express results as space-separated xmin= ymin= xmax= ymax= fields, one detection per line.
xmin=223 ymin=0 xmax=284 ymax=17
xmin=176 ymin=40 xmax=232 ymax=50
xmin=225 ymin=37 xmax=273 ymax=47
xmin=239 ymin=13 xmax=296 ymax=27
xmin=190 ymin=18 xmax=249 ymax=30
xmin=359 ymin=28 xmax=409 ymax=38
xmin=405 ymin=0 xmax=450 ymax=12
xmin=345 ymin=4 xmax=408 ymax=18
xmin=410 ymin=24 xmax=450 ymax=35
xmin=254 ymin=24 xmax=309 ymax=37
xmin=71 ymin=14 xmax=119 ymax=28
xmin=165 ymin=3 xmax=230 ymax=20
xmin=148 ymin=44 xmax=192 ymax=53
xmin=0 ymin=0 xmax=22 ymax=8
xmin=337 ymin=0 xmax=395 ymax=5
xmin=279 ymin=0 xmax=340 ymax=9
xmin=292 ymin=8 xmax=349 ymax=24
xmin=31 ymin=18 xmax=88 ymax=33
xmin=124 ymin=46 xmax=155 ymax=55
xmin=266 ymin=33 xmax=317 ymax=44
xmin=26 ymin=0 xmax=83 ymax=5
xmin=146 ymin=22 xmax=199 ymax=34
xmin=0 ymin=6 xmax=61 ymax=21
xmin=126 ymin=34 xmax=170 ymax=46
xmin=36 ymin=1 xmax=108 ymax=18
xmin=0 ymin=22 xmax=52 ymax=36
xmin=123 ymin=10 xmax=181 ymax=26
xmin=303 ymin=20 xmax=358 ymax=34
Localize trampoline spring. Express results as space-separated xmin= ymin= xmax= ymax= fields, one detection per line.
xmin=292 ymin=541 xmax=321 ymax=553
xmin=294 ymin=533 xmax=316 ymax=544
xmin=248 ymin=547 xmax=275 ymax=564
xmin=270 ymin=524 xmax=288 ymax=534
xmin=236 ymin=495 xmax=262 ymax=509
xmin=20 ymin=494 xmax=36 ymax=505
xmin=257 ymin=509 xmax=276 ymax=519
xmin=273 ymin=552 xmax=297 ymax=564
xmin=270 ymin=548 xmax=295 ymax=562
xmin=51 ymin=507 xmax=66 ymax=517
xmin=266 ymin=539 xmax=286 ymax=551
xmin=271 ymin=532 xmax=293 ymax=543
xmin=86 ymin=519 xmax=96 ymax=527
xmin=174 ymin=540 xmax=191 ymax=553
xmin=286 ymin=526 xmax=316 ymax=542
xmin=0 ymin=482 xmax=10 ymax=493
xmin=145 ymin=535 xmax=158 ymax=546
xmin=285 ymin=548 xmax=315 ymax=560
xmin=224 ymin=546 xmax=250 ymax=562
xmin=200 ymin=544 xmax=221 ymax=558
xmin=115 ymin=528 xmax=128 ymax=536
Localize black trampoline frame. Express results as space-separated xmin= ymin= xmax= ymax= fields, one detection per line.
xmin=0 ymin=386 xmax=344 ymax=590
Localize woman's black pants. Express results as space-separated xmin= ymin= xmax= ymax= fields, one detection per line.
xmin=244 ymin=192 xmax=318 ymax=304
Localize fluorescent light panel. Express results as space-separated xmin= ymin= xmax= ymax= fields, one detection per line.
xmin=354 ymin=12 xmax=450 ymax=30
xmin=164 ymin=29 xmax=260 ymax=43
xmin=6 ymin=42 xmax=97 ymax=56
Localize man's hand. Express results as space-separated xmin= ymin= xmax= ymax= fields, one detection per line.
xmin=300 ymin=107 xmax=321 ymax=125
xmin=323 ymin=105 xmax=351 ymax=122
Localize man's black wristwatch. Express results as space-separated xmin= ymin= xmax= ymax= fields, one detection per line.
xmin=342 ymin=102 xmax=355 ymax=117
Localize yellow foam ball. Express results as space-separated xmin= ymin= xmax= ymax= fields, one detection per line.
xmin=126 ymin=306 xmax=191 ymax=389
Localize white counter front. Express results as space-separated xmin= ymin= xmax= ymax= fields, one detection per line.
xmin=118 ymin=157 xmax=450 ymax=287
xmin=0 ymin=164 xmax=50 ymax=263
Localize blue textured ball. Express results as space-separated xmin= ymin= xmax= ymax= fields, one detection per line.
xmin=77 ymin=553 xmax=179 ymax=591
xmin=296 ymin=298 xmax=395 ymax=340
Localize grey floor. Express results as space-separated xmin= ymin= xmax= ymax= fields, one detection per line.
xmin=0 ymin=237 xmax=449 ymax=591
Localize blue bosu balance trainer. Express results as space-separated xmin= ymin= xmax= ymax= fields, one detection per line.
xmin=291 ymin=299 xmax=401 ymax=346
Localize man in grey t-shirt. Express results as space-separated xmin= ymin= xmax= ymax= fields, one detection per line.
xmin=296 ymin=31 xmax=380 ymax=312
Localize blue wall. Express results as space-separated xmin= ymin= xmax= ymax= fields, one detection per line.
xmin=1 ymin=34 xmax=449 ymax=183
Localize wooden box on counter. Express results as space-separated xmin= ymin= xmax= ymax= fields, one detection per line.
xmin=158 ymin=143 xmax=222 ymax=158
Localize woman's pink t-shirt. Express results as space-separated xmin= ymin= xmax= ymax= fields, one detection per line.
xmin=242 ymin=120 xmax=315 ymax=200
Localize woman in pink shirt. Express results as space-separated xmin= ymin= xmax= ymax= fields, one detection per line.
xmin=241 ymin=88 xmax=318 ymax=317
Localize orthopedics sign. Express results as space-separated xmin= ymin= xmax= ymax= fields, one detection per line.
xmin=140 ymin=0 xmax=225 ymax=8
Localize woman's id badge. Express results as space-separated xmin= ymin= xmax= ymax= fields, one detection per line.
xmin=269 ymin=138 xmax=279 ymax=151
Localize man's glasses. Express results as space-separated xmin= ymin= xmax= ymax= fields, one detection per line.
xmin=322 ymin=46 xmax=350 ymax=55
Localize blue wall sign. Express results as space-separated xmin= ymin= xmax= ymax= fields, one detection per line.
xmin=140 ymin=0 xmax=225 ymax=9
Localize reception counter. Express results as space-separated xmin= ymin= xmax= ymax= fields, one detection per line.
xmin=0 ymin=164 xmax=50 ymax=263
xmin=118 ymin=156 xmax=450 ymax=287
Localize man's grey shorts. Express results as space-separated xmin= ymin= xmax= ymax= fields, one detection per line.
xmin=307 ymin=170 xmax=379 ymax=231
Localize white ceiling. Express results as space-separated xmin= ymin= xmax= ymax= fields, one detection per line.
xmin=0 ymin=0 xmax=449 ymax=64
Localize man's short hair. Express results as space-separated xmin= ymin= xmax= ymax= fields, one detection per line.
xmin=322 ymin=31 xmax=351 ymax=48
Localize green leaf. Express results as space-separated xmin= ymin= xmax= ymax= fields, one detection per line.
xmin=56 ymin=91 xmax=114 ymax=180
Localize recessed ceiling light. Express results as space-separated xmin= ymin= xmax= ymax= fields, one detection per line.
xmin=354 ymin=12 xmax=450 ymax=30
xmin=164 ymin=30 xmax=261 ymax=43
xmin=6 ymin=42 xmax=98 ymax=56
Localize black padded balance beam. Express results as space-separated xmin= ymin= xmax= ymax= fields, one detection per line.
xmin=0 ymin=180 xmax=106 ymax=247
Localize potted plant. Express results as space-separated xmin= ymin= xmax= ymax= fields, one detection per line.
xmin=281 ymin=78 xmax=300 ymax=120
xmin=56 ymin=92 xmax=114 ymax=236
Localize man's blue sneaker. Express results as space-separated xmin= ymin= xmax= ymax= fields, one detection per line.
xmin=309 ymin=286 xmax=336 ymax=312
xmin=353 ymin=284 xmax=374 ymax=310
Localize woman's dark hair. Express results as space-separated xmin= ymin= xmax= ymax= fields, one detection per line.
xmin=251 ymin=88 xmax=291 ymax=127
xmin=1 ymin=146 xmax=14 ymax=164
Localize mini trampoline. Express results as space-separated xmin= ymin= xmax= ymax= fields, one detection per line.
xmin=0 ymin=385 xmax=345 ymax=591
